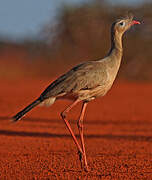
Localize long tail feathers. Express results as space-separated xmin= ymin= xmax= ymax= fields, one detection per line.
xmin=12 ymin=98 xmax=41 ymax=122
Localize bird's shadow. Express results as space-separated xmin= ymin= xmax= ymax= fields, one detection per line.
xmin=0 ymin=115 xmax=151 ymax=126
xmin=0 ymin=116 xmax=152 ymax=142
xmin=0 ymin=129 xmax=151 ymax=142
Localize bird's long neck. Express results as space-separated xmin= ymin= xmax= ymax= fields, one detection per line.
xmin=108 ymin=28 xmax=123 ymax=58
xmin=104 ymin=25 xmax=123 ymax=74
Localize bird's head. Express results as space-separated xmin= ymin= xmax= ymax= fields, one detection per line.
xmin=112 ymin=14 xmax=140 ymax=35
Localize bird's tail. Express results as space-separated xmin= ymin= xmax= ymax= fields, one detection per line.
xmin=12 ymin=98 xmax=42 ymax=122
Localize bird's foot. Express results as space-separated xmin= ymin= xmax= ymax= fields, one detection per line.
xmin=84 ymin=165 xmax=89 ymax=172
xmin=78 ymin=151 xmax=89 ymax=172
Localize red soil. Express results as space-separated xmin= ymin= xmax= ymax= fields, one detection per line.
xmin=0 ymin=78 xmax=152 ymax=179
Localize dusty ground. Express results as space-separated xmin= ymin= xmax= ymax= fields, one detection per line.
xmin=0 ymin=77 xmax=152 ymax=179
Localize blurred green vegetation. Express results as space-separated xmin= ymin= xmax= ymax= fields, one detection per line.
xmin=1 ymin=1 xmax=152 ymax=81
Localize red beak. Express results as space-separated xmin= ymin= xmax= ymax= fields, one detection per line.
xmin=131 ymin=20 xmax=141 ymax=25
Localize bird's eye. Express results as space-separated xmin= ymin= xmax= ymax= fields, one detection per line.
xmin=119 ymin=22 xmax=125 ymax=27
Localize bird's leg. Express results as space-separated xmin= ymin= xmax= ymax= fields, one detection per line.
xmin=61 ymin=99 xmax=83 ymax=155
xmin=77 ymin=101 xmax=89 ymax=172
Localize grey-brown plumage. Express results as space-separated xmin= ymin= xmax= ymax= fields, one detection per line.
xmin=12 ymin=15 xmax=140 ymax=171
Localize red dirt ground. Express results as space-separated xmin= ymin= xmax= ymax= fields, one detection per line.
xmin=0 ymin=78 xmax=152 ymax=179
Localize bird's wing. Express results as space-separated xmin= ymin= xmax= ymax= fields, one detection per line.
xmin=41 ymin=61 xmax=108 ymax=98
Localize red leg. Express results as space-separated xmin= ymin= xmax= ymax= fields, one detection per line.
xmin=77 ymin=101 xmax=89 ymax=171
xmin=61 ymin=99 xmax=83 ymax=155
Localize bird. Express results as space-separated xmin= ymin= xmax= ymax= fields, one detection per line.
xmin=12 ymin=14 xmax=140 ymax=171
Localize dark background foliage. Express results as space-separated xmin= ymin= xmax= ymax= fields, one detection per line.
xmin=1 ymin=1 xmax=152 ymax=81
